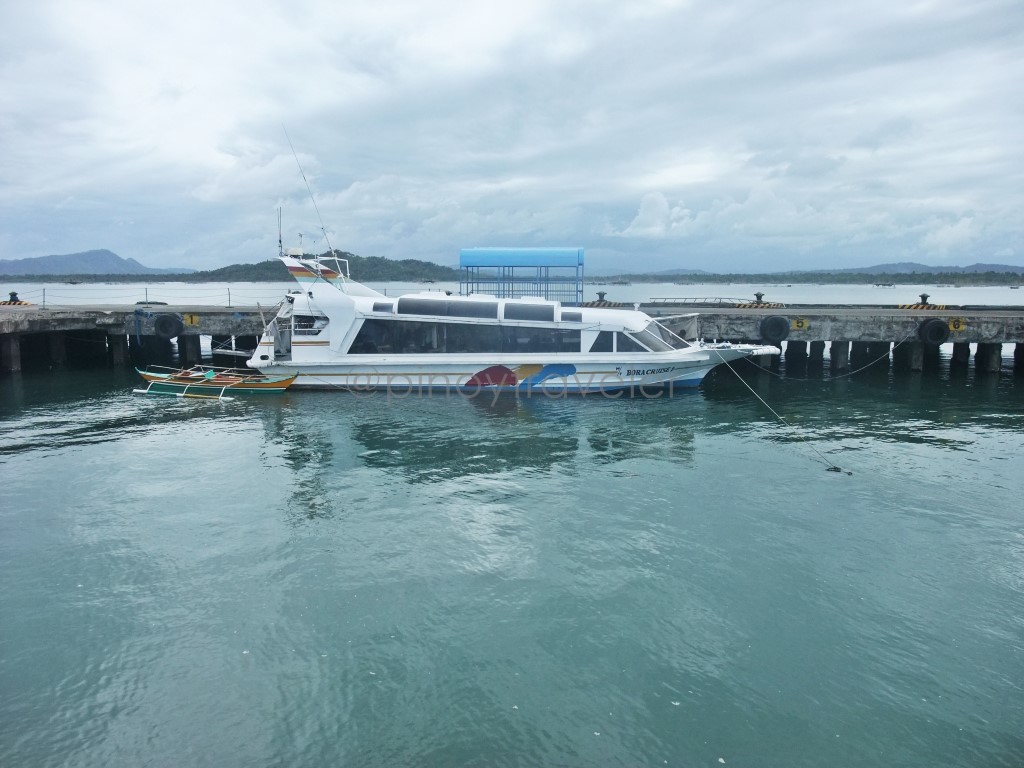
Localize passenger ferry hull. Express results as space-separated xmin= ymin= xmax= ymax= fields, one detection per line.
xmin=253 ymin=347 xmax=775 ymax=394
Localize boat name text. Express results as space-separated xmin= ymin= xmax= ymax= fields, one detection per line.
xmin=626 ymin=367 xmax=674 ymax=376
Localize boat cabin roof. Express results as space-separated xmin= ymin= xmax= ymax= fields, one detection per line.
xmin=343 ymin=291 xmax=651 ymax=332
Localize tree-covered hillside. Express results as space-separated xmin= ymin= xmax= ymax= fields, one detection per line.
xmin=2 ymin=251 xmax=461 ymax=283
xmin=3 ymin=252 xmax=1021 ymax=286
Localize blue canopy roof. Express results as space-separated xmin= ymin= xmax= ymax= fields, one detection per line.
xmin=459 ymin=247 xmax=584 ymax=268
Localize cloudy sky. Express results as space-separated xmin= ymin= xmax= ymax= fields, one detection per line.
xmin=1 ymin=0 xmax=1021 ymax=274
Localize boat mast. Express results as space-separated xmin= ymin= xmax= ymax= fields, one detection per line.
xmin=277 ymin=208 xmax=283 ymax=258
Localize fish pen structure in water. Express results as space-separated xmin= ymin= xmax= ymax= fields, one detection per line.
xmin=459 ymin=247 xmax=584 ymax=306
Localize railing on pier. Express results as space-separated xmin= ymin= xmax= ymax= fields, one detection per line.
xmin=647 ymin=297 xmax=748 ymax=306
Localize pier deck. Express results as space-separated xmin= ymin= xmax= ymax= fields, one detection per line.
xmin=642 ymin=304 xmax=1024 ymax=345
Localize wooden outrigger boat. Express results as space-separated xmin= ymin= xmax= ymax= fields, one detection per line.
xmin=134 ymin=365 xmax=297 ymax=400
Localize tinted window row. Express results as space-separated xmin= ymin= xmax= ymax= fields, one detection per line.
xmin=349 ymin=319 xmax=582 ymax=354
xmin=394 ymin=298 xmax=580 ymax=324
xmin=397 ymin=298 xmax=498 ymax=319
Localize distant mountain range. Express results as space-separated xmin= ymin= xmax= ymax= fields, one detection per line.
xmin=0 ymin=249 xmax=195 ymax=276
xmin=818 ymin=262 xmax=1024 ymax=275
xmin=647 ymin=262 xmax=1024 ymax=276
xmin=2 ymin=249 xmax=1022 ymax=279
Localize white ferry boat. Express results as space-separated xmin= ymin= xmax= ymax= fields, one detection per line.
xmin=246 ymin=250 xmax=778 ymax=394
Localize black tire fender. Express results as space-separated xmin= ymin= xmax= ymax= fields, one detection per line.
xmin=918 ymin=318 xmax=949 ymax=345
xmin=760 ymin=315 xmax=790 ymax=343
xmin=154 ymin=313 xmax=184 ymax=339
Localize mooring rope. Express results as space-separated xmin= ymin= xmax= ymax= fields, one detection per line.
xmin=713 ymin=349 xmax=852 ymax=475
xmin=825 ymin=330 xmax=919 ymax=380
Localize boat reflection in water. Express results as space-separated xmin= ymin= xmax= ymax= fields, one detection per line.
xmin=258 ymin=391 xmax=705 ymax=522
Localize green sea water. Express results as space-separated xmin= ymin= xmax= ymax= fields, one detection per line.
xmin=1 ymin=366 xmax=1022 ymax=767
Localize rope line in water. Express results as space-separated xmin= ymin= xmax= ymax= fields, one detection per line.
xmin=713 ymin=349 xmax=853 ymax=475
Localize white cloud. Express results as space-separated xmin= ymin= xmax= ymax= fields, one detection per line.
xmin=0 ymin=0 xmax=1021 ymax=271
xmin=921 ymin=216 xmax=975 ymax=255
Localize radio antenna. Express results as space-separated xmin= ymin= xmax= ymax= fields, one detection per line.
xmin=283 ymin=125 xmax=336 ymax=259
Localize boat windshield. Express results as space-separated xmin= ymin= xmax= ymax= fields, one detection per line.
xmin=630 ymin=325 xmax=675 ymax=352
xmin=648 ymin=321 xmax=692 ymax=350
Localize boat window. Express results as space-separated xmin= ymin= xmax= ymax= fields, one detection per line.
xmin=447 ymin=301 xmax=499 ymax=319
xmin=500 ymin=328 xmax=580 ymax=353
xmin=292 ymin=315 xmax=328 ymax=336
xmin=397 ymin=298 xmax=446 ymax=316
xmin=561 ymin=311 xmax=582 ymax=322
xmin=632 ymin=327 xmax=675 ymax=352
xmin=350 ymin=319 xmax=441 ymax=354
xmin=445 ymin=323 xmax=503 ymax=352
xmin=348 ymin=319 xmax=580 ymax=354
xmin=616 ymin=332 xmax=648 ymax=352
xmin=372 ymin=302 xmax=394 ymax=313
xmin=649 ymin=321 xmax=690 ymax=349
xmin=589 ymin=331 xmax=613 ymax=352
xmin=397 ymin=298 xmax=498 ymax=318
xmin=504 ymin=303 xmax=555 ymax=322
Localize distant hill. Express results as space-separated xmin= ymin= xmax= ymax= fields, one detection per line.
xmin=181 ymin=253 xmax=459 ymax=282
xmin=648 ymin=267 xmax=711 ymax=276
xmin=820 ymin=262 xmax=1024 ymax=275
xmin=0 ymin=249 xmax=195 ymax=276
xmin=4 ymin=250 xmax=1021 ymax=283
xmin=1 ymin=250 xmax=461 ymax=283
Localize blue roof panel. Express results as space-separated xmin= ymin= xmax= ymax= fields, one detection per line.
xmin=460 ymin=247 xmax=584 ymax=268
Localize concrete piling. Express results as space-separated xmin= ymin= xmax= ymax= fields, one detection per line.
xmin=975 ymin=343 xmax=1003 ymax=373
xmin=785 ymin=340 xmax=808 ymax=361
xmin=2 ymin=334 xmax=21 ymax=372
xmin=850 ymin=341 xmax=871 ymax=369
xmin=951 ymin=342 xmax=971 ymax=367
xmin=784 ymin=340 xmax=808 ymax=375
xmin=830 ymin=341 xmax=850 ymax=371
xmin=48 ymin=332 xmax=67 ymax=366
xmin=108 ymin=334 xmax=128 ymax=366
xmin=177 ymin=335 xmax=202 ymax=366
xmin=894 ymin=340 xmax=924 ymax=371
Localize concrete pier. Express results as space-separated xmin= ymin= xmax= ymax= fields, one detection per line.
xmin=3 ymin=300 xmax=1024 ymax=379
